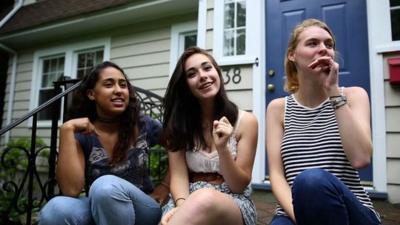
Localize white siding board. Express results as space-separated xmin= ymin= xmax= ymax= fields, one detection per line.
xmin=387 ymin=159 xmax=400 ymax=184
xmin=227 ymin=90 xmax=252 ymax=111
xmin=111 ymin=51 xmax=169 ymax=68
xmin=124 ymin=64 xmax=169 ymax=79
xmin=111 ymin=39 xmax=170 ymax=59
xmin=387 ymin=133 xmax=400 ymax=158
xmin=206 ymin=9 xmax=214 ymax=30
xmin=132 ymin=77 xmax=169 ymax=90
xmin=388 ymin=185 xmax=400 ymax=203
xmin=384 ymin=82 xmax=400 ymax=106
xmin=112 ymin=28 xmax=170 ymax=48
xmin=13 ymin=90 xmax=31 ymax=101
xmin=385 ymin=107 xmax=400 ymax=132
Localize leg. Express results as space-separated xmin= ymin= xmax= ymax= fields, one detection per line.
xmin=89 ymin=175 xmax=161 ymax=225
xmin=292 ymin=168 xmax=381 ymax=225
xmin=269 ymin=215 xmax=296 ymax=225
xmin=167 ymin=188 xmax=243 ymax=225
xmin=39 ymin=196 xmax=93 ymax=225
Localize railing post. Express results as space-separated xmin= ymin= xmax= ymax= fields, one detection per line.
xmin=47 ymin=82 xmax=62 ymax=198
xmin=26 ymin=114 xmax=38 ymax=225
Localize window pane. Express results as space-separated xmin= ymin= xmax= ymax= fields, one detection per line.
xmin=224 ymin=3 xmax=234 ymax=29
xmin=236 ymin=28 xmax=246 ymax=55
xmin=390 ymin=0 xmax=400 ymax=7
xmin=224 ymin=30 xmax=235 ymax=56
xmin=76 ymin=49 xmax=104 ymax=79
xmin=237 ymin=1 xmax=246 ymax=27
xmin=391 ymin=9 xmax=400 ymax=40
xmin=184 ymin=34 xmax=197 ymax=50
xmin=38 ymin=89 xmax=59 ymax=120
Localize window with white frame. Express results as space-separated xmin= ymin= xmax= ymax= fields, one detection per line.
xmin=390 ymin=0 xmax=400 ymax=41
xmin=213 ymin=0 xmax=258 ymax=65
xmin=223 ymin=0 xmax=246 ymax=56
xmin=170 ymin=21 xmax=197 ymax=75
xmin=38 ymin=55 xmax=65 ymax=120
xmin=33 ymin=41 xmax=108 ymax=123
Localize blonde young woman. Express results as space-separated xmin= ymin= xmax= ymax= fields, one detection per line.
xmin=161 ymin=47 xmax=258 ymax=225
xmin=266 ymin=19 xmax=381 ymax=225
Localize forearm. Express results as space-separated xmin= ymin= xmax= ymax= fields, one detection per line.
xmin=335 ymin=104 xmax=372 ymax=168
xmin=271 ymin=175 xmax=296 ymax=222
xmin=218 ymin=147 xmax=250 ymax=193
xmin=57 ymin=126 xmax=85 ymax=196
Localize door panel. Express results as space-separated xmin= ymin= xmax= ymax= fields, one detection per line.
xmin=265 ymin=0 xmax=372 ymax=181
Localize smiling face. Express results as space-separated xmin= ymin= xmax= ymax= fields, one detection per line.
xmin=87 ymin=66 xmax=130 ymax=118
xmin=288 ymin=26 xmax=335 ymax=73
xmin=184 ymin=53 xmax=221 ymax=101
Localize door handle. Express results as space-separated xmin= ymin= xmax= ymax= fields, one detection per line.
xmin=267 ymin=84 xmax=275 ymax=92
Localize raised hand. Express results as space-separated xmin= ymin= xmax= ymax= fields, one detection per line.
xmin=212 ymin=116 xmax=233 ymax=151
xmin=62 ymin=117 xmax=96 ymax=135
xmin=308 ymin=56 xmax=340 ymax=96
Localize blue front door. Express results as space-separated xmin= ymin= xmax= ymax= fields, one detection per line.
xmin=265 ymin=0 xmax=372 ymax=182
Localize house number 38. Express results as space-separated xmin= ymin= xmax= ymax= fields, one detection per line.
xmin=222 ymin=66 xmax=241 ymax=85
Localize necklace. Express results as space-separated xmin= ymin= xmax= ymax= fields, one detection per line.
xmin=97 ymin=116 xmax=120 ymax=124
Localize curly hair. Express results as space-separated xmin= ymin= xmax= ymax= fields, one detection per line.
xmin=162 ymin=47 xmax=238 ymax=152
xmin=68 ymin=61 xmax=141 ymax=165
xmin=284 ymin=18 xmax=336 ymax=93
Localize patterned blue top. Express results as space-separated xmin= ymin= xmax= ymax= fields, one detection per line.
xmin=75 ymin=115 xmax=162 ymax=194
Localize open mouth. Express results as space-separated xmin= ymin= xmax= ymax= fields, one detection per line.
xmin=199 ymin=82 xmax=213 ymax=90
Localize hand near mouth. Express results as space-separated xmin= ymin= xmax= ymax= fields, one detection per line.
xmin=308 ymin=56 xmax=340 ymax=96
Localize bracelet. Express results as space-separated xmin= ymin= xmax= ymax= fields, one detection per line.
xmin=329 ymin=95 xmax=347 ymax=110
xmin=174 ymin=197 xmax=186 ymax=205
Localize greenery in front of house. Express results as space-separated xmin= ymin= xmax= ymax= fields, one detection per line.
xmin=0 ymin=137 xmax=48 ymax=224
xmin=149 ymin=144 xmax=168 ymax=185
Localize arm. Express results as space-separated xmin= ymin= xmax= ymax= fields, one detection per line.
xmin=334 ymin=87 xmax=373 ymax=168
xmin=309 ymin=57 xmax=373 ymax=168
xmin=214 ymin=111 xmax=258 ymax=193
xmin=266 ymin=98 xmax=296 ymax=223
xmin=168 ymin=150 xmax=190 ymax=206
xmin=160 ymin=150 xmax=189 ymax=225
xmin=56 ymin=118 xmax=94 ymax=197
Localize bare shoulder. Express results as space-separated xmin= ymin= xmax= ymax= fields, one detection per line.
xmin=235 ymin=110 xmax=258 ymax=138
xmin=266 ymin=97 xmax=285 ymax=118
xmin=343 ymin=86 xmax=370 ymax=104
xmin=239 ymin=110 xmax=258 ymax=126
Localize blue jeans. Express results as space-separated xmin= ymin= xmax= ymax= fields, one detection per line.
xmin=39 ymin=175 xmax=161 ymax=225
xmin=269 ymin=168 xmax=381 ymax=225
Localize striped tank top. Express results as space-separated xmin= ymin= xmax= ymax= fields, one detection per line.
xmin=275 ymin=94 xmax=376 ymax=217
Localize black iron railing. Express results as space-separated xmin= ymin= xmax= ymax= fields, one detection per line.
xmin=0 ymin=77 xmax=165 ymax=225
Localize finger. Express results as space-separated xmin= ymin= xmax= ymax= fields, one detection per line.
xmin=308 ymin=57 xmax=331 ymax=69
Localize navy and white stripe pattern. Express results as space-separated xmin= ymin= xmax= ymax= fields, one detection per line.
xmin=275 ymin=94 xmax=375 ymax=216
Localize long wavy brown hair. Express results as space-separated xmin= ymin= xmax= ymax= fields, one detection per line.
xmin=68 ymin=61 xmax=141 ymax=165
xmin=162 ymin=47 xmax=238 ymax=152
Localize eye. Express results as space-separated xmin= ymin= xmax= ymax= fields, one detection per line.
xmin=325 ymin=41 xmax=334 ymax=49
xmin=307 ymin=41 xmax=317 ymax=47
xmin=104 ymin=81 xmax=113 ymax=87
xmin=186 ymin=71 xmax=196 ymax=78
xmin=119 ymin=81 xmax=128 ymax=88
xmin=204 ymin=65 xmax=213 ymax=71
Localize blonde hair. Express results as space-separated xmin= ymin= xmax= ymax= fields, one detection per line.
xmin=284 ymin=18 xmax=336 ymax=93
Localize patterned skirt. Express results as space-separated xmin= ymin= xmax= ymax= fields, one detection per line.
xmin=162 ymin=181 xmax=257 ymax=225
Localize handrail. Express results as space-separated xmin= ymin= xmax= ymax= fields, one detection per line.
xmin=0 ymin=81 xmax=82 ymax=136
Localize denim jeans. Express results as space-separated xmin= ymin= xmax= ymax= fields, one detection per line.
xmin=269 ymin=168 xmax=381 ymax=225
xmin=39 ymin=175 xmax=161 ymax=225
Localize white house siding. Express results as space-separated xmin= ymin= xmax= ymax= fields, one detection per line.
xmin=1 ymin=50 xmax=38 ymax=145
xmin=383 ymin=53 xmax=400 ymax=203
xmin=110 ymin=16 xmax=196 ymax=97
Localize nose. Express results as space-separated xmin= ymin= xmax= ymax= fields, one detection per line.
xmin=199 ymin=69 xmax=208 ymax=80
xmin=318 ymin=43 xmax=328 ymax=55
xmin=114 ymin=84 xmax=122 ymax=94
